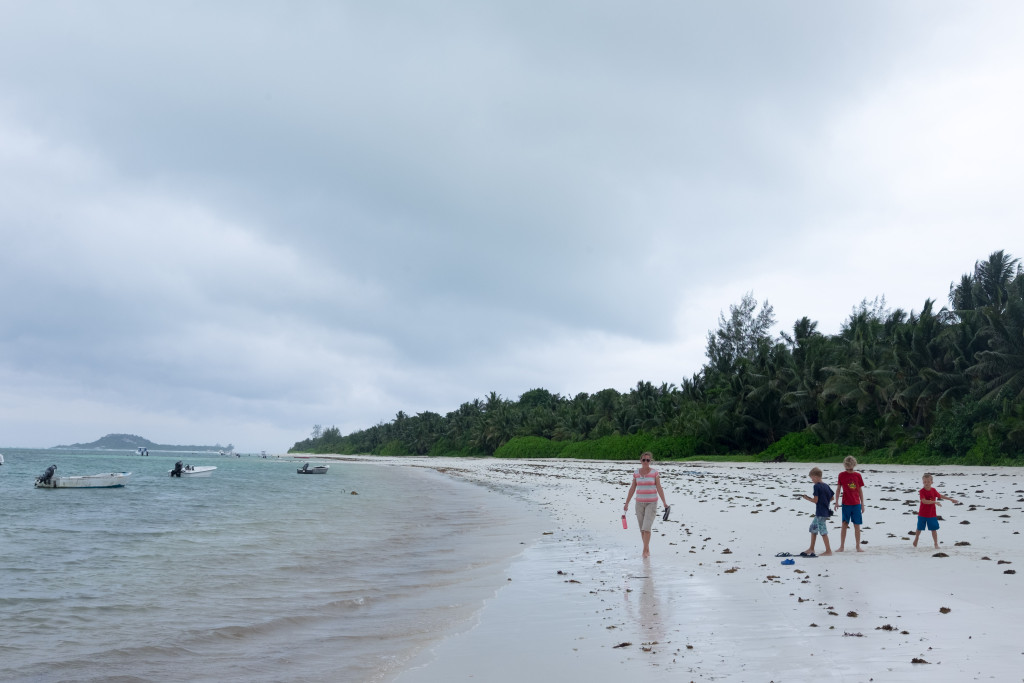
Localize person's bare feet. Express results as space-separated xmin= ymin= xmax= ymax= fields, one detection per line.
xmin=642 ymin=550 xmax=650 ymax=558
xmin=913 ymin=539 xmax=918 ymax=547
xmin=821 ymin=551 xmax=833 ymax=556
xmin=933 ymin=545 xmax=940 ymax=550
xmin=836 ymin=547 xmax=845 ymax=552
xmin=856 ymin=547 xmax=865 ymax=552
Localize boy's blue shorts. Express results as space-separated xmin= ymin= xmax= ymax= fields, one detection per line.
xmin=917 ymin=516 xmax=939 ymax=531
xmin=841 ymin=504 xmax=863 ymax=525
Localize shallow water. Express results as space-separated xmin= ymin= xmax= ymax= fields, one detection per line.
xmin=0 ymin=449 xmax=542 ymax=682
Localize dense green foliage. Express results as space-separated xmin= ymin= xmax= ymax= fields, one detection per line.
xmin=492 ymin=434 xmax=698 ymax=460
xmin=290 ymin=251 xmax=1024 ymax=464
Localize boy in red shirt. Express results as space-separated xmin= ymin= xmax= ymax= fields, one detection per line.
xmin=913 ymin=473 xmax=959 ymax=549
xmin=834 ymin=455 xmax=866 ymax=552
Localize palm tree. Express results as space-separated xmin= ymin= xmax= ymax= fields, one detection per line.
xmin=949 ymin=250 xmax=1022 ymax=315
xmin=743 ymin=341 xmax=790 ymax=447
xmin=822 ymin=339 xmax=901 ymax=449
xmin=891 ymin=300 xmax=965 ymax=436
xmin=970 ymin=297 xmax=1024 ymax=403
xmin=553 ymin=394 xmax=594 ymax=441
xmin=780 ymin=317 xmax=831 ymax=430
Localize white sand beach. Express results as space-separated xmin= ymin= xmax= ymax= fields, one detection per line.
xmin=327 ymin=457 xmax=1023 ymax=682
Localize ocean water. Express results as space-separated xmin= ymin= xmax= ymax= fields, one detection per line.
xmin=0 ymin=449 xmax=543 ymax=682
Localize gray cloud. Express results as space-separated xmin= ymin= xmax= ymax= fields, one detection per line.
xmin=1 ymin=2 xmax=1021 ymax=449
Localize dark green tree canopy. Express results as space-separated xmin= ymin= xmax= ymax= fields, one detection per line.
xmin=293 ymin=250 xmax=1024 ymax=463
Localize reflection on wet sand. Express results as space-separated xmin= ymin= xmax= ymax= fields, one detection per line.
xmin=624 ymin=558 xmax=667 ymax=649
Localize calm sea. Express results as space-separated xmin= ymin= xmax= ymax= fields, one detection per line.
xmin=0 ymin=449 xmax=543 ymax=682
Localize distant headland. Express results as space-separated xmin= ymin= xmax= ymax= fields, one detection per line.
xmin=52 ymin=433 xmax=234 ymax=453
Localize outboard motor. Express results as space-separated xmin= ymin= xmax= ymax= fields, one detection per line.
xmin=37 ymin=464 xmax=57 ymax=485
xmin=301 ymin=463 xmax=310 ymax=472
xmin=171 ymin=461 xmax=183 ymax=477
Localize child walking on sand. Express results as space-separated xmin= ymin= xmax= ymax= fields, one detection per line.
xmin=913 ymin=473 xmax=959 ymax=549
xmin=800 ymin=467 xmax=833 ymax=557
xmin=834 ymin=455 xmax=866 ymax=552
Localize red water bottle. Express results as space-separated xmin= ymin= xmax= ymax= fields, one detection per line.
xmin=621 ymin=514 xmax=628 ymax=529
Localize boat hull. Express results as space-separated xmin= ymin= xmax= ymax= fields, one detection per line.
xmin=297 ymin=466 xmax=329 ymax=474
xmin=169 ymin=466 xmax=217 ymax=477
xmin=35 ymin=472 xmax=131 ymax=488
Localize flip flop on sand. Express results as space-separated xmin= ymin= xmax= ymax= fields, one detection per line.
xmin=799 ymin=552 xmax=817 ymax=558
xmin=775 ymin=552 xmax=793 ymax=557
xmin=781 ymin=558 xmax=796 ymax=565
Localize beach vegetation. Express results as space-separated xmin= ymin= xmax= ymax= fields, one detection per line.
xmin=493 ymin=436 xmax=567 ymax=459
xmin=290 ymin=250 xmax=1024 ymax=465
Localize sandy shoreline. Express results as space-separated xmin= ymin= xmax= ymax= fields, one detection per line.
xmin=308 ymin=456 xmax=1023 ymax=682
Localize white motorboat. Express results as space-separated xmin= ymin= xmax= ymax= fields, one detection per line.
xmin=297 ymin=463 xmax=329 ymax=474
xmin=34 ymin=466 xmax=130 ymax=489
xmin=169 ymin=462 xmax=216 ymax=477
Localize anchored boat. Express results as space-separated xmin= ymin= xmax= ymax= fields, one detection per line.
xmin=34 ymin=465 xmax=130 ymax=489
xmin=169 ymin=461 xmax=217 ymax=477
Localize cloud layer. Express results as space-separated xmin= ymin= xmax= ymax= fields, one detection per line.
xmin=2 ymin=2 xmax=1022 ymax=450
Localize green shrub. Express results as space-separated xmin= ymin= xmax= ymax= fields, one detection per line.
xmin=494 ymin=436 xmax=568 ymax=459
xmin=428 ymin=439 xmax=487 ymax=457
xmin=376 ymin=440 xmax=410 ymax=456
xmin=649 ymin=435 xmax=699 ymax=459
xmin=538 ymin=433 xmax=699 ymax=460
xmin=563 ymin=434 xmax=653 ymax=460
xmin=892 ymin=442 xmax=931 ymax=464
xmin=758 ymin=431 xmax=860 ymax=462
xmin=928 ymin=399 xmax=993 ymax=457
xmin=962 ymin=433 xmax=1018 ymax=466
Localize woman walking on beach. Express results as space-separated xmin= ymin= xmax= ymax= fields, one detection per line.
xmin=624 ymin=451 xmax=669 ymax=558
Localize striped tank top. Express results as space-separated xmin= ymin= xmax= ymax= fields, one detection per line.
xmin=634 ymin=469 xmax=659 ymax=503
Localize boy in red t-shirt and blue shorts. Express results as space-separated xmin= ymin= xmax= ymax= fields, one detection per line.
xmin=913 ymin=473 xmax=959 ymax=549
xmin=834 ymin=456 xmax=866 ymax=552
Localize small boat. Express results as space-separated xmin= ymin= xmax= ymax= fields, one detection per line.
xmin=135 ymin=447 xmax=149 ymax=456
xmin=169 ymin=462 xmax=217 ymax=477
xmin=35 ymin=465 xmax=130 ymax=489
xmin=297 ymin=463 xmax=329 ymax=474
xmin=0 ymin=452 xmax=5 ymax=465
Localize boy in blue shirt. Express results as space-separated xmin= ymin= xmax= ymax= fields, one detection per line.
xmin=800 ymin=467 xmax=834 ymax=557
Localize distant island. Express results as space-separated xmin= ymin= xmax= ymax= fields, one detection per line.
xmin=52 ymin=433 xmax=234 ymax=453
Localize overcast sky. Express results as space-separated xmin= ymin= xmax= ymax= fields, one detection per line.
xmin=2 ymin=2 xmax=1022 ymax=451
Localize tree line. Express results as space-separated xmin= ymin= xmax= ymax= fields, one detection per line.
xmin=290 ymin=250 xmax=1024 ymax=463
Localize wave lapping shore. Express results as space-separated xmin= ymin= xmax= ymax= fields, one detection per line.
xmin=0 ymin=452 xmax=541 ymax=683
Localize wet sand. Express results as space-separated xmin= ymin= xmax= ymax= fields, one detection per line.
xmin=326 ymin=457 xmax=1023 ymax=682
